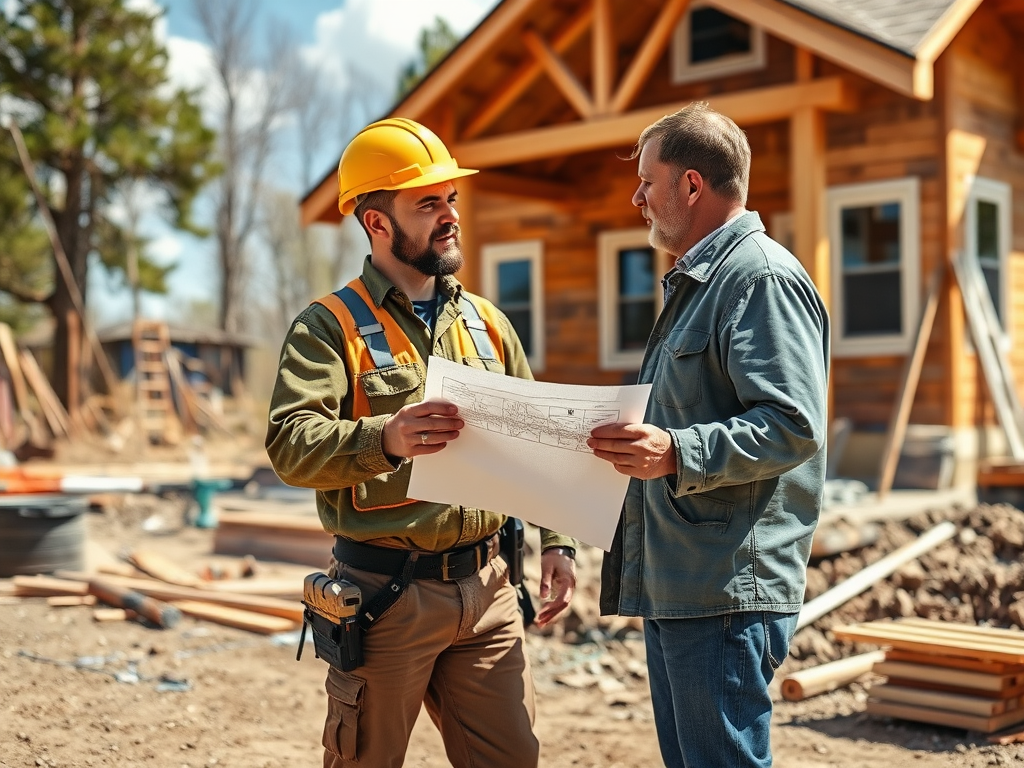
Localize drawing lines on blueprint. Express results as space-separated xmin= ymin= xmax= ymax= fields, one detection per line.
xmin=442 ymin=378 xmax=619 ymax=452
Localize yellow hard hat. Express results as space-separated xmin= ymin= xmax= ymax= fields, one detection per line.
xmin=337 ymin=118 xmax=478 ymax=216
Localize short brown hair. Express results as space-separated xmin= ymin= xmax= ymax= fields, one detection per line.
xmin=631 ymin=102 xmax=750 ymax=204
xmin=352 ymin=188 xmax=398 ymax=238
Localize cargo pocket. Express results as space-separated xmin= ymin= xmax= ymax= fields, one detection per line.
xmin=323 ymin=671 xmax=365 ymax=761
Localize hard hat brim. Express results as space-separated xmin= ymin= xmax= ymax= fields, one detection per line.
xmin=340 ymin=166 xmax=479 ymax=216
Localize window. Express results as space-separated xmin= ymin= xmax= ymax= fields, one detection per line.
xmin=827 ymin=178 xmax=920 ymax=357
xmin=599 ymin=229 xmax=669 ymax=370
xmin=672 ymin=3 xmax=766 ymax=84
xmin=965 ymin=177 xmax=1011 ymax=336
xmin=481 ymin=240 xmax=544 ymax=371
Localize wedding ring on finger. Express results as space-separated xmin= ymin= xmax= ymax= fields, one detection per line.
xmin=420 ymin=432 xmax=428 ymax=445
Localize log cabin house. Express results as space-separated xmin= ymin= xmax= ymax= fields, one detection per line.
xmin=300 ymin=0 xmax=1024 ymax=488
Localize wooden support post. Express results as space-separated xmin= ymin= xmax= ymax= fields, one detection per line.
xmin=781 ymin=650 xmax=885 ymax=701
xmin=592 ymin=0 xmax=614 ymax=114
xmin=877 ymin=265 xmax=947 ymax=498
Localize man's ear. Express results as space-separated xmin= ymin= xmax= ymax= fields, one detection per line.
xmin=363 ymin=209 xmax=391 ymax=240
xmin=683 ymin=170 xmax=703 ymax=205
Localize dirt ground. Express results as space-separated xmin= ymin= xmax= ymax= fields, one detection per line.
xmin=3 ymin=441 xmax=1024 ymax=767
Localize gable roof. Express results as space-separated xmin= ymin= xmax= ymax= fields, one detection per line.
xmin=784 ymin=0 xmax=957 ymax=54
xmin=301 ymin=0 xmax=985 ymax=225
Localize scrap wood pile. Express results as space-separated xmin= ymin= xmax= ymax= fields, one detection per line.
xmin=2 ymin=548 xmax=302 ymax=636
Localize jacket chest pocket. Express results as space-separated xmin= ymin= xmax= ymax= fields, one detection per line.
xmin=462 ymin=356 xmax=505 ymax=374
xmin=653 ymin=328 xmax=709 ymax=411
xmin=357 ymin=362 xmax=424 ymax=416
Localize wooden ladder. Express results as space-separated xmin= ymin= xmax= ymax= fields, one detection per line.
xmin=953 ymin=252 xmax=1024 ymax=460
xmin=132 ymin=319 xmax=177 ymax=444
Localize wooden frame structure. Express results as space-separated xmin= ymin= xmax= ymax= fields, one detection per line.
xmin=301 ymin=0 xmax=1024 ymax=483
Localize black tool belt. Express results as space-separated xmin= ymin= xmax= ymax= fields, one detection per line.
xmin=333 ymin=534 xmax=497 ymax=582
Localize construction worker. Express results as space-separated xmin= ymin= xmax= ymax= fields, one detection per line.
xmin=266 ymin=117 xmax=578 ymax=768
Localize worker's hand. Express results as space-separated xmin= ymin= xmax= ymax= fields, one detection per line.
xmin=535 ymin=549 xmax=576 ymax=628
xmin=588 ymin=422 xmax=676 ymax=479
xmin=381 ymin=399 xmax=464 ymax=460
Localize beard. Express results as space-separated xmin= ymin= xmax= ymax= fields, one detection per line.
xmin=391 ymin=220 xmax=464 ymax=277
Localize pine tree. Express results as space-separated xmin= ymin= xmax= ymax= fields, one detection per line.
xmin=0 ymin=0 xmax=217 ymax=406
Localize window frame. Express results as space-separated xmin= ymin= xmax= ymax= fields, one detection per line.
xmin=827 ymin=177 xmax=921 ymax=358
xmin=964 ymin=176 xmax=1012 ymax=345
xmin=598 ymin=228 xmax=669 ymax=370
xmin=671 ymin=2 xmax=766 ymax=85
xmin=480 ymin=239 xmax=545 ymax=372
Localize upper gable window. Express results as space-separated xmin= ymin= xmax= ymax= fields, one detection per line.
xmin=672 ymin=4 xmax=766 ymax=84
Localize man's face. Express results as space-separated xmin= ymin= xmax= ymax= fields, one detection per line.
xmin=631 ymin=139 xmax=691 ymax=257
xmin=389 ymin=182 xmax=463 ymax=277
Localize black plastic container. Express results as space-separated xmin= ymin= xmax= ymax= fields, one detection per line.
xmin=0 ymin=494 xmax=89 ymax=577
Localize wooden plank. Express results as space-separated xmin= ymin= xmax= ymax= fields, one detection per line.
xmin=52 ymin=571 xmax=303 ymax=622
xmin=455 ymin=77 xmax=855 ymax=168
xmin=867 ymin=698 xmax=1024 ymax=733
xmin=592 ymin=0 xmax=613 ymax=114
xmin=609 ymin=0 xmax=690 ymax=113
xmin=833 ymin=621 xmax=1024 ymax=664
xmin=877 ymin=265 xmax=946 ymax=498
xmin=13 ymin=575 xmax=90 ymax=597
xmin=19 ymin=349 xmax=72 ymax=437
xmin=172 ymin=600 xmax=298 ymax=635
xmin=127 ymin=549 xmax=203 ymax=588
xmin=46 ymin=594 xmax=97 ymax=607
xmin=875 ymin=660 xmax=1024 ymax=694
xmin=781 ymin=650 xmax=885 ymax=701
xmin=952 ymin=253 xmax=1024 ymax=458
xmin=522 ymin=29 xmax=594 ymax=119
xmin=883 ymin=675 xmax=1024 ymax=701
xmin=462 ymin=4 xmax=594 ymax=139
xmin=871 ymin=682 xmax=1022 ymax=717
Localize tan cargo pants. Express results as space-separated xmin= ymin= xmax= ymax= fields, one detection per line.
xmin=321 ymin=550 xmax=538 ymax=768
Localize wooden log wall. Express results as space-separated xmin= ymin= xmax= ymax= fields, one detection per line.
xmin=941 ymin=5 xmax=1024 ymax=432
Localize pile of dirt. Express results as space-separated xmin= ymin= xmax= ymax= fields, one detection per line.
xmin=791 ymin=502 xmax=1024 ymax=666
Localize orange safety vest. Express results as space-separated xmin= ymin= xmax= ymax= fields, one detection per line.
xmin=314 ymin=277 xmax=507 ymax=511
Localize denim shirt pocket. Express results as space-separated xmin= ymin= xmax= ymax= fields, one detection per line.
xmin=654 ymin=328 xmax=710 ymax=410
xmin=661 ymin=481 xmax=734 ymax=531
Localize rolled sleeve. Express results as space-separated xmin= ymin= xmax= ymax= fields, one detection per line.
xmin=670 ymin=427 xmax=706 ymax=496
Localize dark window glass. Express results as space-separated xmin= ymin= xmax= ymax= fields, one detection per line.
xmin=840 ymin=203 xmax=901 ymax=267
xmin=976 ymin=200 xmax=1001 ymax=323
xmin=618 ymin=247 xmax=656 ymax=350
xmin=844 ymin=272 xmax=902 ymax=336
xmin=690 ymin=8 xmax=752 ymax=64
xmin=620 ymin=303 xmax=654 ymax=351
xmin=840 ymin=200 xmax=903 ymax=336
xmin=496 ymin=259 xmax=533 ymax=356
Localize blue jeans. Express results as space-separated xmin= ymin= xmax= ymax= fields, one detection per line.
xmin=644 ymin=612 xmax=798 ymax=768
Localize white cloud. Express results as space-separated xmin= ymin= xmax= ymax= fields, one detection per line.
xmin=304 ymin=0 xmax=499 ymax=96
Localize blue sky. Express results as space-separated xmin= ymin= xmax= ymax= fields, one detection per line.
xmin=91 ymin=0 xmax=500 ymax=327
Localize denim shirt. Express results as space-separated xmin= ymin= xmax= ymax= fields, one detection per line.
xmin=600 ymin=212 xmax=830 ymax=618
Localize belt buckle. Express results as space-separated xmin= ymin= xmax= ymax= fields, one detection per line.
xmin=441 ymin=552 xmax=452 ymax=581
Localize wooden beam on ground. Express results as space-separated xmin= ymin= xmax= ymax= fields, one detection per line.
xmin=13 ymin=575 xmax=89 ymax=597
xmin=54 ymin=570 xmax=303 ymax=622
xmin=609 ymin=0 xmax=690 ymax=113
xmin=866 ymin=697 xmax=1024 ymax=733
xmin=463 ymin=5 xmax=594 ymax=139
xmin=833 ymin=618 xmax=1024 ymax=665
xmin=877 ymin=265 xmax=946 ymax=498
xmin=454 ymin=77 xmax=855 ymax=168
xmin=172 ymin=600 xmax=298 ymax=634
xmin=781 ymin=650 xmax=885 ymax=701
xmin=128 ymin=549 xmax=203 ymax=588
xmin=796 ymin=521 xmax=957 ymax=629
xmin=522 ymin=28 xmax=595 ymax=119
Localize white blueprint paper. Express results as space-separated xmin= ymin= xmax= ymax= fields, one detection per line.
xmin=407 ymin=356 xmax=653 ymax=551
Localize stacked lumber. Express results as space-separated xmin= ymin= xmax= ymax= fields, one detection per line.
xmin=833 ymin=618 xmax=1024 ymax=733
